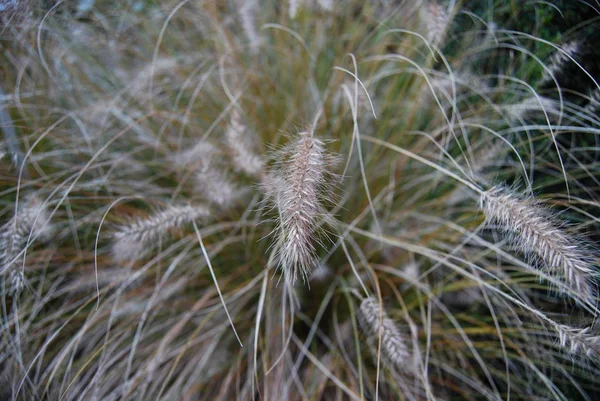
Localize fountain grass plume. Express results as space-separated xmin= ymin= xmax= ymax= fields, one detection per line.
xmin=266 ymin=131 xmax=338 ymax=284
xmin=112 ymin=204 xmax=210 ymax=261
xmin=358 ymin=296 xmax=411 ymax=370
xmin=480 ymin=187 xmax=597 ymax=306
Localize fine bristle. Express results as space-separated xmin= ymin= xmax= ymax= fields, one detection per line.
xmin=556 ymin=324 xmax=600 ymax=359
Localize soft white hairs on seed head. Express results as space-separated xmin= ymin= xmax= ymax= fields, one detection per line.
xmin=540 ymin=40 xmax=580 ymax=85
xmin=480 ymin=187 xmax=597 ymax=306
xmin=556 ymin=324 xmax=600 ymax=359
xmin=419 ymin=1 xmax=450 ymax=47
xmin=196 ymin=166 xmax=240 ymax=209
xmin=0 ymin=196 xmax=52 ymax=262
xmin=225 ymin=108 xmax=263 ymax=177
xmin=503 ymin=96 xmax=558 ymax=122
xmin=266 ymin=131 xmax=338 ymax=284
xmin=172 ymin=141 xmax=218 ymax=168
xmin=358 ymin=297 xmax=411 ymax=369
xmin=0 ymin=196 xmax=52 ymax=292
xmin=112 ymin=204 xmax=210 ymax=261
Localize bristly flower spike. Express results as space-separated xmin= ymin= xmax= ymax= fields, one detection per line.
xmin=225 ymin=108 xmax=263 ymax=177
xmin=358 ymin=297 xmax=411 ymax=369
xmin=112 ymin=204 xmax=210 ymax=261
xmin=266 ymin=131 xmax=337 ymax=284
xmin=480 ymin=187 xmax=596 ymax=306
xmin=0 ymin=196 xmax=52 ymax=293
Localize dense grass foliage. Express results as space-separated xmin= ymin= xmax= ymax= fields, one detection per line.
xmin=1 ymin=1 xmax=600 ymax=400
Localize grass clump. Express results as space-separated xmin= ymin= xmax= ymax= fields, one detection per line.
xmin=0 ymin=1 xmax=599 ymax=400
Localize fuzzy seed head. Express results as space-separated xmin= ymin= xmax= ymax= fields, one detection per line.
xmin=225 ymin=109 xmax=263 ymax=177
xmin=268 ymin=132 xmax=336 ymax=283
xmin=551 ymin=41 xmax=579 ymax=68
xmin=556 ymin=324 xmax=600 ymax=359
xmin=481 ymin=187 xmax=596 ymax=304
xmin=358 ymin=297 xmax=410 ymax=368
xmin=173 ymin=141 xmax=218 ymax=169
xmin=196 ymin=167 xmax=239 ymax=208
xmin=504 ymin=96 xmax=557 ymax=121
xmin=0 ymin=196 xmax=52 ymax=292
xmin=420 ymin=2 xmax=450 ymax=47
xmin=540 ymin=41 xmax=579 ymax=85
xmin=112 ymin=205 xmax=210 ymax=261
